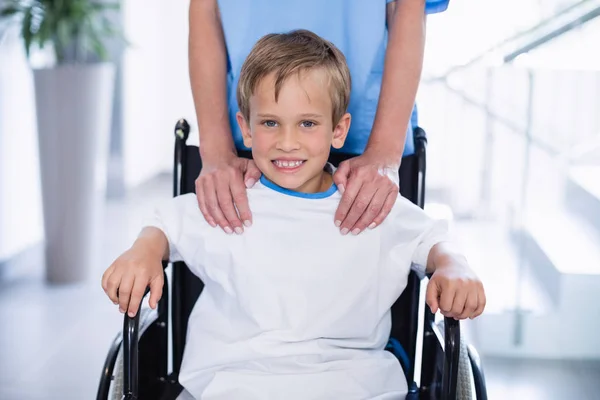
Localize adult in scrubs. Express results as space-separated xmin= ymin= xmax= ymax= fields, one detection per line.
xmin=188 ymin=0 xmax=449 ymax=235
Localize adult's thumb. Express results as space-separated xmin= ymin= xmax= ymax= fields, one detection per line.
xmin=244 ymin=160 xmax=261 ymax=188
xmin=333 ymin=161 xmax=350 ymax=194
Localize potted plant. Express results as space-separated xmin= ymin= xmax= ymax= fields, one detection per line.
xmin=0 ymin=0 xmax=125 ymax=283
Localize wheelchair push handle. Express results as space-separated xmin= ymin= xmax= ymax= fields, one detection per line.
xmin=413 ymin=126 xmax=427 ymax=154
xmin=174 ymin=118 xmax=190 ymax=142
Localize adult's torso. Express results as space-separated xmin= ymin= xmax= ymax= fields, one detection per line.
xmin=216 ymin=0 xmax=413 ymax=156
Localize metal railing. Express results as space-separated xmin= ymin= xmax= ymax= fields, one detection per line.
xmin=427 ymin=0 xmax=600 ymax=82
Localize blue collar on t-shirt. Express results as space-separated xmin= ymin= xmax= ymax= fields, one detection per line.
xmin=259 ymin=175 xmax=338 ymax=199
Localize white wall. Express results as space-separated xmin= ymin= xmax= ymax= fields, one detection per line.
xmin=0 ymin=2 xmax=198 ymax=260
xmin=0 ymin=27 xmax=43 ymax=260
xmin=417 ymin=66 xmax=600 ymax=220
xmin=121 ymin=0 xmax=198 ymax=188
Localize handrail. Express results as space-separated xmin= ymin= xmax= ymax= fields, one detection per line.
xmin=440 ymin=80 xmax=562 ymax=157
xmin=504 ymin=5 xmax=600 ymax=62
xmin=427 ymin=0 xmax=600 ymax=81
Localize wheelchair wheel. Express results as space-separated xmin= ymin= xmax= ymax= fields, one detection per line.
xmin=110 ymin=345 xmax=124 ymax=400
xmin=109 ymin=306 xmax=159 ymax=400
xmin=435 ymin=320 xmax=475 ymax=400
xmin=457 ymin=332 xmax=474 ymax=400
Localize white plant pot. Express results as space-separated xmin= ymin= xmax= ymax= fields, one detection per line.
xmin=33 ymin=63 xmax=115 ymax=284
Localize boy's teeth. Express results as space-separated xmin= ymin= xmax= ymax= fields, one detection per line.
xmin=274 ymin=160 xmax=303 ymax=168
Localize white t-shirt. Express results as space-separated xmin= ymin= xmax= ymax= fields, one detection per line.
xmin=145 ymin=174 xmax=449 ymax=400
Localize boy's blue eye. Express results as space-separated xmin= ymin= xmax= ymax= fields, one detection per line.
xmin=301 ymin=121 xmax=316 ymax=128
xmin=263 ymin=120 xmax=278 ymax=128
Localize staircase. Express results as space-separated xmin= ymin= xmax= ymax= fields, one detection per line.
xmin=420 ymin=49 xmax=600 ymax=359
xmin=474 ymin=159 xmax=600 ymax=359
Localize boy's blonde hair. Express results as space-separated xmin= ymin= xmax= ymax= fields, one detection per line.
xmin=237 ymin=29 xmax=351 ymax=126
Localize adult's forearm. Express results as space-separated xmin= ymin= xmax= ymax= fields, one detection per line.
xmin=367 ymin=0 xmax=426 ymax=163
xmin=188 ymin=0 xmax=236 ymax=162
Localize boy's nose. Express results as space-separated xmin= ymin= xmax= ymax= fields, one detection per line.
xmin=276 ymin=128 xmax=301 ymax=151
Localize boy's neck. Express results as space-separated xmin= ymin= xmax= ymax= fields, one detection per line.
xmin=317 ymin=171 xmax=333 ymax=192
xmin=263 ymin=166 xmax=334 ymax=194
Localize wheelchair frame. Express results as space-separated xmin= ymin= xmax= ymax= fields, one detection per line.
xmin=97 ymin=119 xmax=487 ymax=400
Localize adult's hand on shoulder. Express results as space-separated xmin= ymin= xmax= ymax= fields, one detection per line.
xmin=332 ymin=149 xmax=399 ymax=235
xmin=195 ymin=154 xmax=261 ymax=234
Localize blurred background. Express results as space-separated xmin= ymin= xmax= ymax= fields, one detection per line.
xmin=1 ymin=0 xmax=599 ymax=399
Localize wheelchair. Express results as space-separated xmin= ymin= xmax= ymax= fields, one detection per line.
xmin=97 ymin=119 xmax=488 ymax=400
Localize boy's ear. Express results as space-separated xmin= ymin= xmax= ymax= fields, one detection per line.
xmin=236 ymin=111 xmax=253 ymax=148
xmin=331 ymin=113 xmax=351 ymax=150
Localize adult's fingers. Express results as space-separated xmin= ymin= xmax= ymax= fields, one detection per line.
xmin=335 ymin=176 xmax=365 ymax=234
xmin=332 ymin=160 xmax=350 ymax=196
xmin=216 ymin=174 xmax=244 ymax=234
xmin=350 ymin=187 xmax=388 ymax=234
xmin=370 ymin=188 xmax=398 ymax=228
xmin=195 ymin=178 xmax=216 ymax=227
xmin=339 ymin=180 xmax=377 ymax=234
xmin=203 ymin=176 xmax=232 ymax=234
xmin=244 ymin=160 xmax=262 ymax=189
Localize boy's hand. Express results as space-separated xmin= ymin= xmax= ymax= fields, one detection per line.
xmin=425 ymin=262 xmax=486 ymax=320
xmin=101 ymin=244 xmax=164 ymax=318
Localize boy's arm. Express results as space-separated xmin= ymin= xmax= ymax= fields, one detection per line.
xmin=389 ymin=199 xmax=485 ymax=320
xmin=102 ymin=196 xmax=197 ymax=317
xmin=425 ymin=241 xmax=466 ymax=275
xmin=425 ymin=242 xmax=486 ymax=320
xmin=102 ymin=227 xmax=168 ymax=318
xmin=133 ymin=226 xmax=170 ymax=261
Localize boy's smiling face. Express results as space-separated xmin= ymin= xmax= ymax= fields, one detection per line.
xmin=237 ymin=68 xmax=351 ymax=193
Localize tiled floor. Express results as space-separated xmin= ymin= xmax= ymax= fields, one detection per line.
xmin=0 ymin=174 xmax=598 ymax=400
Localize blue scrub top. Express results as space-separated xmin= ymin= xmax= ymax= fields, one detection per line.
xmin=217 ymin=0 xmax=449 ymax=156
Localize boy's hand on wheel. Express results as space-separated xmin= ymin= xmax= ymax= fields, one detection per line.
xmin=333 ymin=150 xmax=399 ymax=235
xmin=195 ymin=155 xmax=261 ymax=234
xmin=426 ymin=262 xmax=486 ymax=320
xmin=101 ymin=245 xmax=164 ymax=318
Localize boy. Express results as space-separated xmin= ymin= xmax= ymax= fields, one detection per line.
xmin=102 ymin=30 xmax=485 ymax=399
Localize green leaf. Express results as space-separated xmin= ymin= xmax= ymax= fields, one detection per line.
xmin=1 ymin=6 xmax=21 ymax=18
xmin=21 ymin=5 xmax=33 ymax=57
xmin=91 ymin=2 xmax=120 ymax=11
xmin=36 ymin=8 xmax=52 ymax=49
xmin=8 ymin=0 xmax=127 ymax=63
